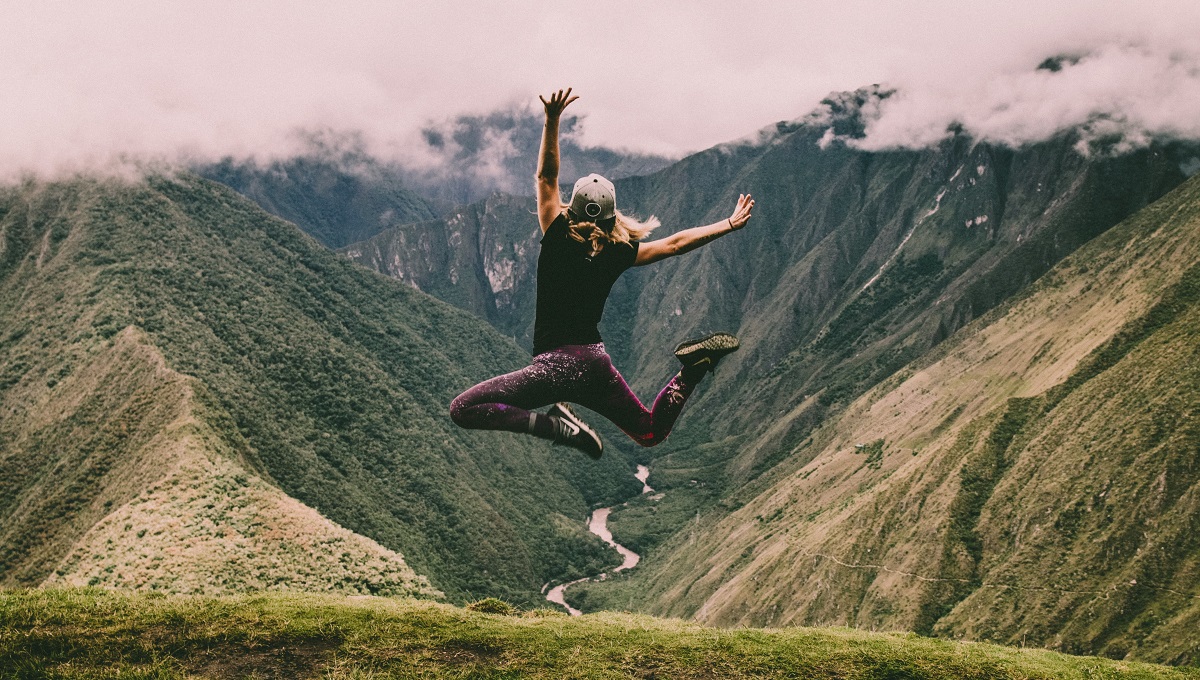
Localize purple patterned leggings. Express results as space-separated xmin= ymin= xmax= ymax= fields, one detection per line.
xmin=449 ymin=343 xmax=699 ymax=447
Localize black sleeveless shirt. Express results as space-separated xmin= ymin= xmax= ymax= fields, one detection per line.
xmin=533 ymin=213 xmax=640 ymax=354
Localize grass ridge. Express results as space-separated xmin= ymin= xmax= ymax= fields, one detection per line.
xmin=3 ymin=588 xmax=1197 ymax=679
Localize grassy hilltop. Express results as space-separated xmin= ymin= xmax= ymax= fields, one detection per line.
xmin=3 ymin=588 xmax=1197 ymax=679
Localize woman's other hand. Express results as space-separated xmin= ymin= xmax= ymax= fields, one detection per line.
xmin=540 ymin=88 xmax=579 ymax=119
xmin=729 ymin=193 xmax=755 ymax=230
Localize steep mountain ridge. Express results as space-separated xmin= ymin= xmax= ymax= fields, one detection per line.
xmin=342 ymin=122 xmax=1186 ymax=472
xmin=341 ymin=193 xmax=541 ymax=346
xmin=199 ymin=154 xmax=438 ymax=249
xmin=0 ymin=176 xmax=632 ymax=603
xmin=581 ymin=172 xmax=1200 ymax=663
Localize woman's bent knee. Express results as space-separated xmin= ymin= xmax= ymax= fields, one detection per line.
xmin=449 ymin=393 xmax=472 ymax=427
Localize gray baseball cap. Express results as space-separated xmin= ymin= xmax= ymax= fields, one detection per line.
xmin=569 ymin=173 xmax=616 ymax=222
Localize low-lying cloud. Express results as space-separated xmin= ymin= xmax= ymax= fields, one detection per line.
xmin=4 ymin=1 xmax=1200 ymax=179
xmin=849 ymin=44 xmax=1200 ymax=154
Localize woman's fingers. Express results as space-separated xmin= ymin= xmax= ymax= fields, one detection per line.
xmin=541 ymin=88 xmax=579 ymax=116
xmin=731 ymin=194 xmax=755 ymax=228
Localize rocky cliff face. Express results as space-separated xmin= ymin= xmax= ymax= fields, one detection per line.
xmin=341 ymin=193 xmax=541 ymax=346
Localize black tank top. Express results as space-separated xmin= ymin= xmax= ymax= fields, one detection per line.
xmin=533 ymin=213 xmax=640 ymax=354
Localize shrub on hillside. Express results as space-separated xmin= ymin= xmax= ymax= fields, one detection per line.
xmin=466 ymin=597 xmax=516 ymax=615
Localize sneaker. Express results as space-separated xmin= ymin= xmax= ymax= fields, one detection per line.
xmin=673 ymin=332 xmax=740 ymax=370
xmin=547 ymin=402 xmax=603 ymax=459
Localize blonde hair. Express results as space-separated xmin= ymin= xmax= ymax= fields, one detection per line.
xmin=565 ymin=207 xmax=660 ymax=254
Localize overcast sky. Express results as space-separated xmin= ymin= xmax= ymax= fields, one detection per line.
xmin=5 ymin=0 xmax=1200 ymax=176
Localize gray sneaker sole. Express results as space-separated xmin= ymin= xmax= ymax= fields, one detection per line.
xmin=674 ymin=333 xmax=740 ymax=362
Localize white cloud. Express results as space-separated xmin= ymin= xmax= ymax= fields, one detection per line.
xmin=853 ymin=44 xmax=1200 ymax=152
xmin=2 ymin=0 xmax=1199 ymax=177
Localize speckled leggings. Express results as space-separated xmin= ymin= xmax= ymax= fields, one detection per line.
xmin=449 ymin=343 xmax=700 ymax=447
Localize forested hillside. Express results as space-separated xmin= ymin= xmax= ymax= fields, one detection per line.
xmin=0 ymin=176 xmax=638 ymax=604
xmin=199 ymin=153 xmax=437 ymax=249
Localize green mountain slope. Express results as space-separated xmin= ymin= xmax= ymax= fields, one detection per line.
xmin=199 ymin=154 xmax=437 ymax=248
xmin=342 ymin=119 xmax=1187 ymax=446
xmin=4 ymin=588 xmax=1195 ymax=679
xmin=0 ymin=321 xmax=436 ymax=599
xmin=580 ymin=173 xmax=1200 ymax=664
xmin=0 ymin=176 xmax=637 ymax=604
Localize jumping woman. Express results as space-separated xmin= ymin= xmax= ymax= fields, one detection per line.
xmin=449 ymin=88 xmax=755 ymax=458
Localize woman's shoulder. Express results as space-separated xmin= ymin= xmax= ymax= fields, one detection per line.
xmin=541 ymin=212 xmax=570 ymax=242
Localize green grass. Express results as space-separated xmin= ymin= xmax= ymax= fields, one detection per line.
xmin=3 ymin=588 xmax=1195 ymax=679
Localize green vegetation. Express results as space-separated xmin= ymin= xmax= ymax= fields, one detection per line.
xmin=855 ymin=439 xmax=887 ymax=471
xmin=4 ymin=588 xmax=1195 ymax=679
xmin=0 ymin=176 xmax=635 ymax=605
xmin=570 ymin=173 xmax=1200 ymax=663
xmin=200 ymin=154 xmax=437 ymax=248
xmin=465 ymin=597 xmax=517 ymax=615
xmin=915 ymin=398 xmax=1041 ymax=634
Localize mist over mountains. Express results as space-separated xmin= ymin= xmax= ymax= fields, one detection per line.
xmin=405 ymin=108 xmax=675 ymax=207
xmin=195 ymin=109 xmax=673 ymax=248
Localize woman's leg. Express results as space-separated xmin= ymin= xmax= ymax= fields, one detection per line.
xmin=449 ymin=356 xmax=574 ymax=436
xmin=575 ymin=351 xmax=706 ymax=447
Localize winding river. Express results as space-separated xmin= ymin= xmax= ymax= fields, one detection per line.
xmin=543 ymin=465 xmax=652 ymax=615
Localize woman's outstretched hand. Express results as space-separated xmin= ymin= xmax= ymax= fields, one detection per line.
xmin=540 ymin=88 xmax=579 ymax=119
xmin=729 ymin=193 xmax=755 ymax=230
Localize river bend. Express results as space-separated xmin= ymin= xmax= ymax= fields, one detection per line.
xmin=544 ymin=465 xmax=652 ymax=615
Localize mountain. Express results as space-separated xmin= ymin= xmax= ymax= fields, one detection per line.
xmin=200 ymin=109 xmax=674 ymax=251
xmin=578 ymin=172 xmax=1200 ymax=664
xmin=0 ymin=175 xmax=639 ymax=604
xmin=198 ymin=153 xmax=437 ymax=249
xmin=341 ymin=193 xmax=540 ymax=348
xmin=336 ymin=91 xmax=1197 ymax=662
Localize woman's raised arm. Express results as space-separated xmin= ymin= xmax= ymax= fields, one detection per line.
xmin=634 ymin=193 xmax=755 ymax=266
xmin=536 ymin=88 xmax=579 ymax=233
